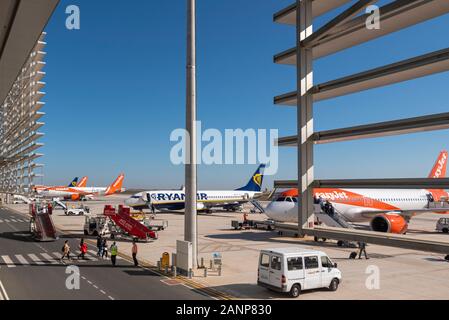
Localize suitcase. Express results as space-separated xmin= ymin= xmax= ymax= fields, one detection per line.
xmin=349 ymin=252 xmax=357 ymax=259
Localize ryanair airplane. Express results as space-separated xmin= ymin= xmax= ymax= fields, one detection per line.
xmin=125 ymin=165 xmax=266 ymax=212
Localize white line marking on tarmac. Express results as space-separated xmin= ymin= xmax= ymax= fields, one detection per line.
xmin=41 ymin=253 xmax=58 ymax=265
xmin=28 ymin=254 xmax=44 ymax=265
xmin=87 ymin=250 xmax=100 ymax=261
xmin=108 ymin=296 xmax=114 ymax=300
xmin=1 ymin=255 xmax=15 ymax=268
xmin=0 ymin=219 xmax=3 ymax=223
xmin=4 ymin=219 xmax=9 ymax=223
xmin=10 ymin=219 xmax=17 ymax=222
xmin=100 ymin=290 xmax=106 ymax=295
xmin=0 ymin=281 xmax=10 ymax=300
xmin=51 ymin=252 xmax=62 ymax=260
xmin=15 ymin=255 xmax=29 ymax=266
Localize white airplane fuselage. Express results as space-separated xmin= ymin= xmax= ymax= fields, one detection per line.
xmin=126 ymin=190 xmax=262 ymax=211
xmin=266 ymin=188 xmax=442 ymax=223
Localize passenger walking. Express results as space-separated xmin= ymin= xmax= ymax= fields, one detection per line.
xmin=60 ymin=240 xmax=71 ymax=261
xmin=96 ymin=235 xmax=103 ymax=256
xmin=358 ymin=242 xmax=369 ymax=259
xmin=78 ymin=238 xmax=87 ymax=260
xmin=102 ymin=238 xmax=108 ymax=259
xmin=132 ymin=240 xmax=138 ymax=267
xmin=110 ymin=242 xmax=118 ymax=267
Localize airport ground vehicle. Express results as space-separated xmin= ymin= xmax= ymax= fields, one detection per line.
xmin=258 ymin=248 xmax=342 ymax=298
xmin=65 ymin=205 xmax=89 ymax=216
xmin=142 ymin=219 xmax=168 ymax=231
xmin=29 ymin=202 xmax=57 ymax=242
xmin=83 ymin=216 xmax=110 ymax=236
xmin=104 ymin=205 xmax=157 ymax=242
xmin=231 ymin=213 xmax=275 ymax=231
xmin=436 ymin=218 xmax=449 ymax=233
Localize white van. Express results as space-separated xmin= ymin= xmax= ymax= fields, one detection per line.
xmin=258 ymin=248 xmax=342 ymax=298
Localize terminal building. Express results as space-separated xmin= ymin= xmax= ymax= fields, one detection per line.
xmin=0 ymin=0 xmax=59 ymax=200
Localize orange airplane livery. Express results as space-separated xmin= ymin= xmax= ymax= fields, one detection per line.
xmin=37 ymin=174 xmax=125 ymax=201
xmin=266 ymin=151 xmax=449 ymax=234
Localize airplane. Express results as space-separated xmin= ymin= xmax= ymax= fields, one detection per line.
xmin=265 ymin=151 xmax=449 ymax=234
xmin=34 ymin=177 xmax=81 ymax=193
xmin=76 ymin=176 xmax=88 ymax=188
xmin=125 ymin=165 xmax=266 ymax=212
xmin=38 ymin=174 xmax=125 ymax=201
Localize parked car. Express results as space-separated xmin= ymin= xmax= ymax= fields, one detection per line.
xmin=258 ymin=248 xmax=342 ymax=298
xmin=436 ymin=218 xmax=449 ymax=233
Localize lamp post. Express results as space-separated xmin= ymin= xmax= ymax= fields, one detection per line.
xmin=185 ymin=0 xmax=198 ymax=268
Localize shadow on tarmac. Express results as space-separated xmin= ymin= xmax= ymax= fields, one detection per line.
xmin=207 ymin=283 xmax=334 ymax=300
xmin=0 ymin=231 xmax=34 ymax=242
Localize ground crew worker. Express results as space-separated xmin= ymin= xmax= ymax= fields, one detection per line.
xmin=61 ymin=240 xmax=71 ymax=261
xmin=132 ymin=240 xmax=138 ymax=267
xmin=110 ymin=242 xmax=118 ymax=266
xmin=358 ymin=242 xmax=369 ymax=260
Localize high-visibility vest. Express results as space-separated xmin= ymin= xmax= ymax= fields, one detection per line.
xmin=110 ymin=245 xmax=118 ymax=256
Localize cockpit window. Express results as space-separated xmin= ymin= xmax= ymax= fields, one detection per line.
xmin=286 ymin=197 xmax=293 ymax=202
xmin=276 ymin=197 xmax=286 ymax=202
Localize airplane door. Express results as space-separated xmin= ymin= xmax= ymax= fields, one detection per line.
xmin=364 ymin=196 xmax=373 ymax=208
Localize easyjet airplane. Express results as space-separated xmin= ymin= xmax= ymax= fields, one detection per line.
xmin=37 ymin=174 xmax=125 ymax=201
xmin=265 ymin=151 xmax=449 ymax=234
xmin=34 ymin=176 xmax=88 ymax=193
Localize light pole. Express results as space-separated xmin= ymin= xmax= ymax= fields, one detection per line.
xmin=185 ymin=0 xmax=198 ymax=268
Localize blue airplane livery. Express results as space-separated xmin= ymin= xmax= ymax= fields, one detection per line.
xmin=126 ymin=165 xmax=266 ymax=212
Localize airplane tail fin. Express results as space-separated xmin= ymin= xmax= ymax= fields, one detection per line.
xmin=77 ymin=176 xmax=88 ymax=188
xmin=236 ymin=164 xmax=266 ymax=192
xmin=105 ymin=174 xmax=125 ymax=196
xmin=68 ymin=177 xmax=79 ymax=187
xmin=428 ymin=150 xmax=448 ymax=178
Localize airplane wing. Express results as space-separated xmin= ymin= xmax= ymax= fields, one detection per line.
xmin=358 ymin=207 xmax=449 ymax=217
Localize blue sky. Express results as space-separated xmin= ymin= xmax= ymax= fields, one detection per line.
xmin=39 ymin=0 xmax=449 ymax=189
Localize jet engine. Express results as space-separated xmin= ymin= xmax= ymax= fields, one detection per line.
xmin=196 ymin=203 xmax=206 ymax=211
xmin=71 ymin=194 xmax=81 ymax=201
xmin=370 ymin=214 xmax=408 ymax=234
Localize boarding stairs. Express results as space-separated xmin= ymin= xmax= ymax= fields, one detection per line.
xmin=15 ymin=195 xmax=32 ymax=204
xmin=52 ymin=199 xmax=67 ymax=210
xmin=29 ymin=203 xmax=58 ymax=242
xmin=250 ymin=200 xmax=265 ymax=213
xmin=313 ymin=204 xmax=354 ymax=229
xmin=103 ymin=205 xmax=157 ymax=241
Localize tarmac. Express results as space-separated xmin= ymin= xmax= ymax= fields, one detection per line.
xmin=5 ymin=195 xmax=449 ymax=300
